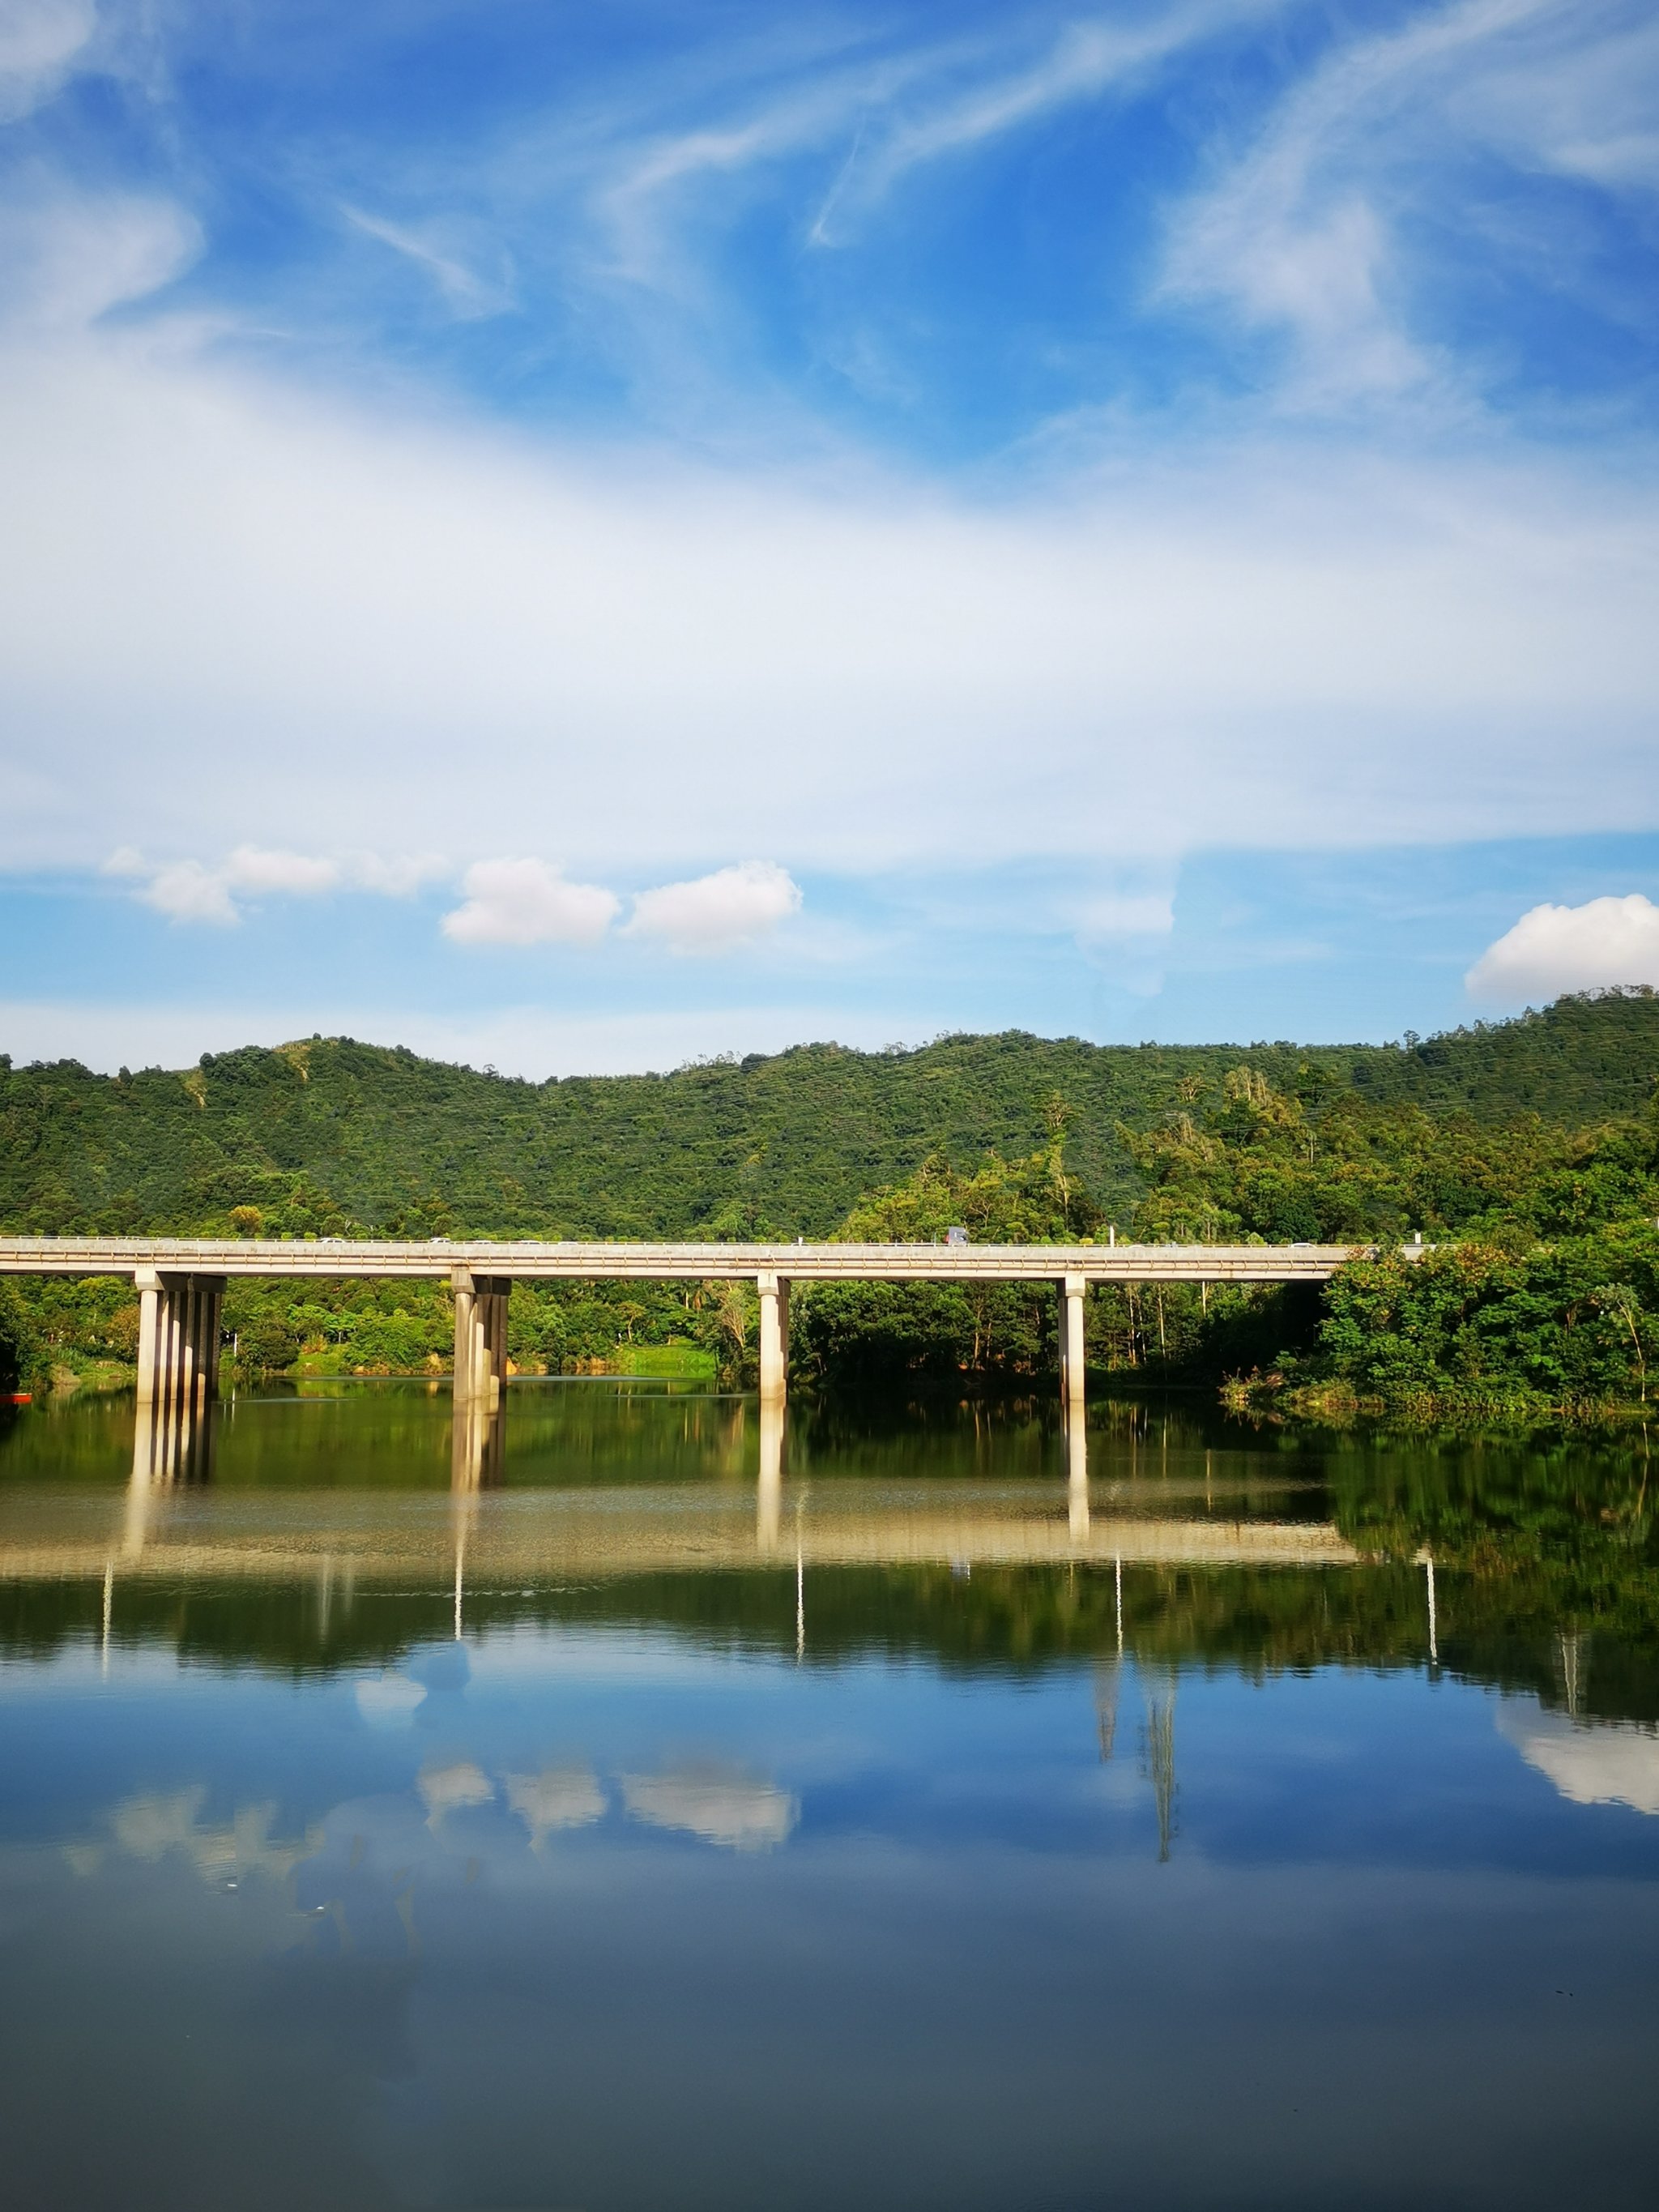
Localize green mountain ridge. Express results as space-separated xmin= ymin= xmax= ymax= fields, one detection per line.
xmin=4 ymin=989 xmax=1658 ymax=1241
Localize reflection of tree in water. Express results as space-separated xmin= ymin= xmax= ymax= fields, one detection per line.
xmin=1141 ymin=1663 xmax=1179 ymax=1863
xmin=1096 ymin=1647 xmax=1179 ymax=1863
xmin=1094 ymin=1659 xmax=1120 ymax=1763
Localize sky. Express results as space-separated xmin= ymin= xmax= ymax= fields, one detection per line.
xmin=1 ymin=0 xmax=1657 ymax=1076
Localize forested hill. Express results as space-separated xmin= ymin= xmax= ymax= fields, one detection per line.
xmin=2 ymin=990 xmax=1657 ymax=1241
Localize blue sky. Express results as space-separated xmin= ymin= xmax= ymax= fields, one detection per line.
xmin=2 ymin=0 xmax=1657 ymax=1074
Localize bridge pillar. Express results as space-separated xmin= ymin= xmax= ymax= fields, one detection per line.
xmin=132 ymin=1270 xmax=223 ymax=1494
xmin=453 ymin=1270 xmax=510 ymax=1405
xmin=1058 ymin=1273 xmax=1087 ymax=1410
xmin=134 ymin=1267 xmax=160 ymax=1406
xmin=137 ymin=1271 xmax=224 ymax=1417
xmin=757 ymin=1272 xmax=790 ymax=1404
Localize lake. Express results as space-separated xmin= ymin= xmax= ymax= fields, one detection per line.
xmin=2 ymin=1380 xmax=1656 ymax=2210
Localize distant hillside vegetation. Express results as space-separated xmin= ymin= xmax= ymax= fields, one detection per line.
xmin=2 ymin=990 xmax=1656 ymax=1241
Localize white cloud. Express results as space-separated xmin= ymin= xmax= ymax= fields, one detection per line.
xmin=354 ymin=1672 xmax=428 ymax=1726
xmin=0 ymin=0 xmax=97 ymax=124
xmin=103 ymin=843 xmax=437 ymax=925
xmin=441 ymin=856 xmax=620 ymax=946
xmin=620 ymin=1765 xmax=798 ymax=1851
xmin=106 ymin=1786 xmax=322 ymax=1884
xmin=1159 ymin=0 xmax=1563 ymax=404
xmin=0 ymin=191 xmax=200 ymax=332
xmin=504 ymin=1767 xmax=608 ymax=1847
xmin=1465 ymin=895 xmax=1659 ymax=1002
xmin=416 ymin=1759 xmax=495 ymax=1829
xmin=138 ymin=858 xmax=242 ymax=925
xmin=340 ymin=203 xmax=513 ymax=321
xmin=220 ymin=845 xmax=339 ymax=897
xmin=2 ymin=182 xmax=1657 ymax=884
xmin=1498 ymin=1699 xmax=1659 ymax=1814
xmin=625 ymin=860 xmax=802 ymax=954
xmin=812 ymin=2 xmax=1279 ymax=246
xmin=341 ymin=851 xmax=450 ymax=897
xmin=1456 ymin=10 xmax=1659 ymax=194
xmin=6 ymin=318 xmax=1653 ymax=880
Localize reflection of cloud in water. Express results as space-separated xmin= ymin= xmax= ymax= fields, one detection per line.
xmin=621 ymin=1766 xmax=798 ymax=1852
xmin=505 ymin=1767 xmax=607 ymax=1847
xmin=417 ymin=1760 xmax=494 ymax=1829
xmin=69 ymin=1787 xmax=323 ymax=1885
xmin=1498 ymin=1701 xmax=1659 ymax=1814
xmin=355 ymin=1672 xmax=427 ymax=1726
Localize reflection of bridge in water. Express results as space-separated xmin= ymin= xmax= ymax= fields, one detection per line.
xmin=0 ymin=1399 xmax=1541 ymax=1864
xmin=0 ymin=1395 xmax=1375 ymax=1589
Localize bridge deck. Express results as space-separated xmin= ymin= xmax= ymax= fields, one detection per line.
xmin=0 ymin=1235 xmax=1377 ymax=1283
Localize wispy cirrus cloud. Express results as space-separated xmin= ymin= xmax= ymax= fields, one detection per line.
xmin=0 ymin=0 xmax=97 ymax=124
xmin=1159 ymin=0 xmax=1659 ymax=410
xmin=339 ymin=203 xmax=514 ymax=321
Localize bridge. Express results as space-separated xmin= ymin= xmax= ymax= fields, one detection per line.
xmin=0 ymin=1233 xmax=1389 ymax=1425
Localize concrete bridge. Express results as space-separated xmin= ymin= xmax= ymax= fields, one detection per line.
xmin=0 ymin=1232 xmax=1386 ymax=1419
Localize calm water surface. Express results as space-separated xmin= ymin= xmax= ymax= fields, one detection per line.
xmin=1 ymin=1381 xmax=1656 ymax=2211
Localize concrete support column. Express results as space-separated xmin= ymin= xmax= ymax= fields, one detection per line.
xmin=193 ymin=1277 xmax=225 ymax=1405
xmin=453 ymin=1271 xmax=510 ymax=1405
xmin=203 ymin=1281 xmax=224 ymax=1399
xmin=178 ymin=1281 xmax=199 ymax=1420
xmin=1059 ymin=1273 xmax=1087 ymax=1411
xmin=757 ymin=1272 xmax=789 ymax=1404
xmin=134 ymin=1268 xmax=160 ymax=1406
xmin=489 ymin=1286 xmax=510 ymax=1395
xmin=157 ymin=1278 xmax=186 ymax=1445
xmin=133 ymin=1272 xmax=223 ymax=1490
xmin=452 ymin=1270 xmax=477 ymax=1402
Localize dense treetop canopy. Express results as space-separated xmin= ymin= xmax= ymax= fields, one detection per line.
xmin=3 ymin=992 xmax=1656 ymax=1243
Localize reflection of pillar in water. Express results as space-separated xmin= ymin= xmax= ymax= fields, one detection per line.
xmin=451 ymin=1401 xmax=505 ymax=1492
xmin=124 ymin=1421 xmax=156 ymax=1557
xmin=1556 ymin=1629 xmax=1586 ymax=1719
xmin=130 ymin=1386 xmax=216 ymax=1497
xmin=1067 ymin=1413 xmax=1090 ymax=1540
xmin=757 ymin=1395 xmax=784 ymax=1551
xmin=1426 ymin=1552 xmax=1439 ymax=1665
xmin=1141 ymin=1663 xmax=1178 ymax=1863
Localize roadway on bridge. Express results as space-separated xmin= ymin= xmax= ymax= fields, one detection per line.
xmin=0 ymin=1234 xmax=1377 ymax=1283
